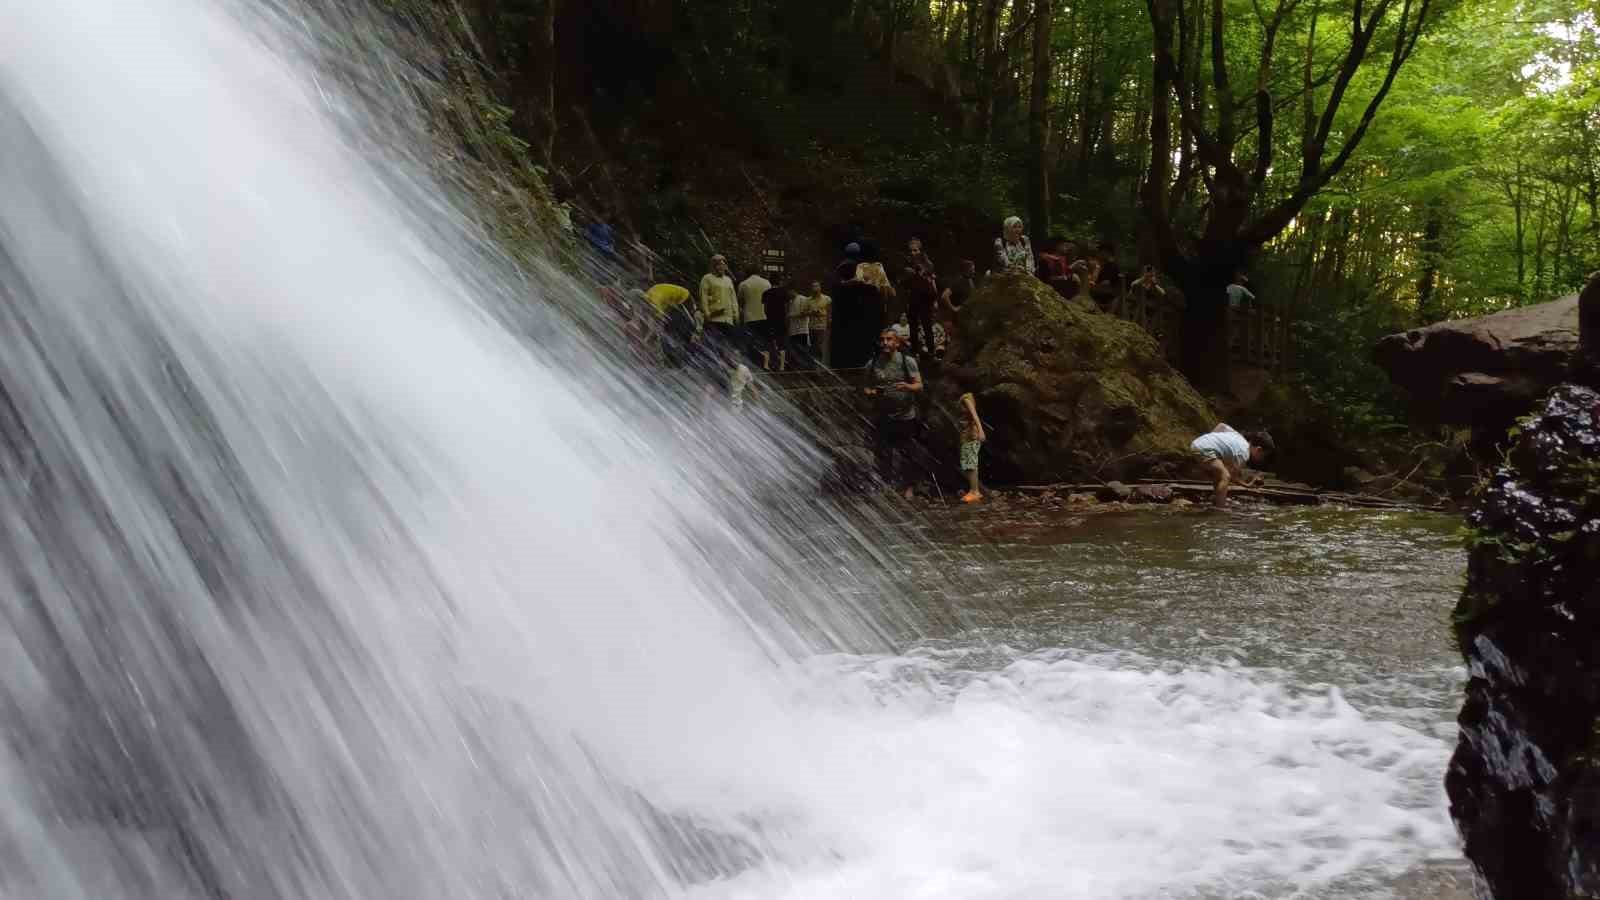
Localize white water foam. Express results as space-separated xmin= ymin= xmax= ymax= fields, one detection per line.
xmin=662 ymin=649 xmax=1459 ymax=899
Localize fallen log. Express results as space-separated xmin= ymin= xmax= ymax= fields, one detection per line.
xmin=1009 ymin=479 xmax=1445 ymax=511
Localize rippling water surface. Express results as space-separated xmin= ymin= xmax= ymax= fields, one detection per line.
xmin=713 ymin=506 xmax=1472 ymax=899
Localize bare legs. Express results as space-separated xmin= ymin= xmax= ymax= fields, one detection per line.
xmin=1203 ymin=458 xmax=1231 ymax=507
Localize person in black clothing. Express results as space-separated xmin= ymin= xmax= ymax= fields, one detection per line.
xmin=832 ymin=263 xmax=885 ymax=369
xmin=1092 ymin=240 xmax=1123 ymax=308
xmin=898 ymin=238 xmax=940 ymax=361
xmin=834 ymin=242 xmax=863 ymax=286
xmin=761 ymin=279 xmax=792 ymax=372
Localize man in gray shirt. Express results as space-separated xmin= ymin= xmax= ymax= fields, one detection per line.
xmin=864 ymin=328 xmax=923 ymax=498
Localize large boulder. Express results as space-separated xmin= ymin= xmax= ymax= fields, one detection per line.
xmin=931 ymin=272 xmax=1214 ymax=484
xmin=1446 ymin=384 xmax=1600 ymax=898
xmin=1374 ymin=295 xmax=1581 ymax=432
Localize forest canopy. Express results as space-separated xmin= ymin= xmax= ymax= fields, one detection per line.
xmin=457 ymin=0 xmax=1597 ymax=415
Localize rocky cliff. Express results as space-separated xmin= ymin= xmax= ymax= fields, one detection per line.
xmin=1446 ymin=383 xmax=1600 ymax=899
xmin=930 ymin=272 xmax=1215 ymax=484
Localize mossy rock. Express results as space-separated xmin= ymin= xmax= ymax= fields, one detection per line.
xmin=930 ymin=272 xmax=1214 ymax=484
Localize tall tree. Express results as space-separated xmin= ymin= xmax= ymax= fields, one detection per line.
xmin=1142 ymin=0 xmax=1444 ymax=386
xmin=974 ymin=0 xmax=1006 ymax=146
xmin=1027 ymin=0 xmax=1053 ymax=240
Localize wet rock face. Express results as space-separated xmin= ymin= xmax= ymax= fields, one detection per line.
xmin=1447 ymin=384 xmax=1600 ymax=899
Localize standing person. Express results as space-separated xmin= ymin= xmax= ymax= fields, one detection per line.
xmin=830 ymin=268 xmax=875 ymax=369
xmin=1131 ymin=264 xmax=1166 ymax=300
xmin=957 ymin=391 xmax=986 ymax=503
xmin=942 ymin=258 xmax=977 ymax=316
xmin=1129 ymin=265 xmax=1168 ymax=333
xmin=940 ymin=258 xmax=977 ymax=348
xmin=898 ymin=238 xmax=940 ymax=360
xmin=994 ymin=216 xmax=1034 ymax=273
xmin=785 ymin=284 xmax=817 ymax=370
xmin=804 ymin=279 xmax=832 ymax=367
xmin=738 ymin=268 xmax=773 ymax=368
xmin=849 ymin=261 xmax=894 ymax=365
xmin=864 ymin=329 xmax=923 ymax=499
xmin=698 ymin=255 xmax=740 ymax=353
xmin=1190 ymin=424 xmax=1273 ymax=507
xmin=834 ymin=242 xmax=863 ymax=285
xmin=832 ymin=262 xmax=893 ymax=369
xmin=1226 ymin=271 xmax=1257 ymax=308
xmin=1092 ymin=240 xmax=1124 ymax=307
xmin=760 ymin=278 xmax=791 ymax=372
xmin=1070 ymin=259 xmax=1096 ymax=304
xmin=1036 ymin=235 xmax=1076 ymax=299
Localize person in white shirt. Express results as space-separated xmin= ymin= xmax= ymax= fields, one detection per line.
xmin=786 ymin=288 xmax=817 ymax=369
xmin=1190 ymin=423 xmax=1273 ymax=507
xmin=737 ymin=270 xmax=773 ymax=368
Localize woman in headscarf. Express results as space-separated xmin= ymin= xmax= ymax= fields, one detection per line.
xmin=994 ymin=216 xmax=1034 ymax=274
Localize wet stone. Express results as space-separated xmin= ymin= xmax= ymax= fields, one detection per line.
xmin=1447 ymin=384 xmax=1600 ymax=899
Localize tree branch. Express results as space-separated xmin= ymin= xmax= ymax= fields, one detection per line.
xmin=1250 ymin=0 xmax=1292 ymax=186
xmin=1243 ymin=0 xmax=1433 ymax=245
xmin=1211 ymin=0 xmax=1235 ymax=149
xmin=1304 ymin=0 xmax=1394 ymax=180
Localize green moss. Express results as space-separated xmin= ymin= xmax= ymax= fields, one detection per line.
xmin=948 ymin=272 xmax=1216 ymax=481
xmin=371 ymin=0 xmax=567 ymax=268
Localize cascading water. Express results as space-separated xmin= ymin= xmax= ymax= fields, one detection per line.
xmin=1 ymin=1 xmax=1466 ymax=898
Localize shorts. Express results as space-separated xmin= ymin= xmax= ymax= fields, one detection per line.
xmin=1190 ymin=445 xmax=1224 ymax=463
xmin=960 ymin=440 xmax=982 ymax=472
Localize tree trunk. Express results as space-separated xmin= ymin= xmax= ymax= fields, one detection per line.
xmin=974 ymin=0 xmax=1004 ymax=145
xmin=1027 ymin=0 xmax=1053 ymax=242
xmin=528 ymin=0 xmax=558 ymax=167
xmin=1175 ymin=253 xmax=1243 ymax=391
xmin=1416 ymin=203 xmax=1443 ymax=325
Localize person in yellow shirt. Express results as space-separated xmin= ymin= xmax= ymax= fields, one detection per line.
xmin=803 ymin=279 xmax=832 ymax=367
xmin=647 ymin=283 xmax=699 ymax=370
xmin=643 ymin=283 xmax=691 ymax=316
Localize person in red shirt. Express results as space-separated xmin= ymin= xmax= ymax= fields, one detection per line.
xmin=1036 ymin=236 xmax=1078 ymax=300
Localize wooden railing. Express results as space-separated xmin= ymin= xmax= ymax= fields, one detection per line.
xmin=1226 ymin=302 xmax=1291 ymax=370
xmin=1104 ymin=284 xmax=1289 ymax=371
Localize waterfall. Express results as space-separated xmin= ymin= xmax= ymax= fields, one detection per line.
xmin=0 ymin=1 xmax=921 ymax=895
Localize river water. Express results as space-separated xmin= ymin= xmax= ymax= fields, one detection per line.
xmin=683 ymin=506 xmax=1472 ymax=899
xmin=0 ymin=1 xmax=1471 ymax=897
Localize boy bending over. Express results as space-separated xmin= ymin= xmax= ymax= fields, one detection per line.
xmin=1190 ymin=424 xmax=1273 ymax=507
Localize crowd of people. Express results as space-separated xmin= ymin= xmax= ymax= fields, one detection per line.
xmin=598 ymin=213 xmax=1269 ymax=507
